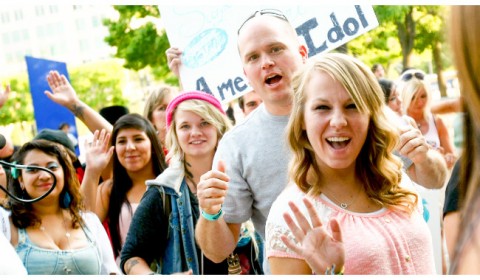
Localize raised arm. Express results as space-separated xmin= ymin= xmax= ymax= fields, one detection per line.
xmin=44 ymin=70 xmax=113 ymax=133
xmin=435 ymin=116 xmax=457 ymax=169
xmin=195 ymin=160 xmax=241 ymax=263
xmin=165 ymin=47 xmax=183 ymax=90
xmin=397 ymin=119 xmax=448 ymax=189
xmin=81 ymin=129 xmax=114 ymax=212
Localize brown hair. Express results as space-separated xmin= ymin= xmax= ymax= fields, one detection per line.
xmin=8 ymin=139 xmax=84 ymax=229
xmin=449 ymin=6 xmax=480 ymax=273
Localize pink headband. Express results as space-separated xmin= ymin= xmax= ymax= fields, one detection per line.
xmin=166 ymin=90 xmax=225 ymax=129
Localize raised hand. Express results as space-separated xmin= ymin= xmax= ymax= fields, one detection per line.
xmin=44 ymin=70 xmax=79 ymax=107
xmin=84 ymin=129 xmax=114 ymax=176
xmin=0 ymin=84 xmax=10 ymax=109
xmin=281 ymin=198 xmax=345 ymax=275
xmin=165 ymin=47 xmax=183 ymax=78
xmin=397 ymin=125 xmax=429 ymax=165
xmin=197 ymin=160 xmax=229 ymax=216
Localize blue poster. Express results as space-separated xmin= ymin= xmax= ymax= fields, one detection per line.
xmin=25 ymin=56 xmax=79 ymax=155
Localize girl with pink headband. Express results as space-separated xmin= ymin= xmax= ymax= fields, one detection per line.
xmin=120 ymin=90 xmax=232 ymax=275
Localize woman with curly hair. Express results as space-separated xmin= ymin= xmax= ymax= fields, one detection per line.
xmin=1 ymin=139 xmax=117 ymax=274
xmin=265 ymin=53 xmax=435 ymax=274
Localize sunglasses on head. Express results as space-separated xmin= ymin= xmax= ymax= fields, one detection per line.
xmin=237 ymin=9 xmax=289 ymax=35
xmin=401 ymin=72 xmax=425 ymax=81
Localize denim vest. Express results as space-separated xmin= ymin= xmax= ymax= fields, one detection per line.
xmin=146 ymin=163 xmax=200 ymax=275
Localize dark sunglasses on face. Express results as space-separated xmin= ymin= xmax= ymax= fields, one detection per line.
xmin=401 ymin=72 xmax=425 ymax=81
xmin=237 ymin=9 xmax=289 ymax=35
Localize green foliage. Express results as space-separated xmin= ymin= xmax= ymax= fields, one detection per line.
xmin=103 ymin=5 xmax=178 ymax=85
xmin=349 ymin=5 xmax=451 ymax=78
xmin=69 ymin=60 xmax=128 ymax=111
xmin=0 ymin=59 xmax=128 ymax=126
xmin=0 ymin=74 xmax=33 ymax=124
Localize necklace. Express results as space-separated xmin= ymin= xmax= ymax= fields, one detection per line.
xmin=39 ymin=211 xmax=74 ymax=274
xmin=323 ymin=187 xmax=361 ymax=209
xmin=39 ymin=210 xmax=71 ymax=245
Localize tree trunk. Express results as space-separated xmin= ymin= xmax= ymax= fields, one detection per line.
xmin=432 ymin=41 xmax=447 ymax=98
xmin=397 ymin=7 xmax=416 ymax=71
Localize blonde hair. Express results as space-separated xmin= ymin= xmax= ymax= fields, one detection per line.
xmin=449 ymin=6 xmax=480 ymax=273
xmin=396 ymin=69 xmax=432 ymax=121
xmin=165 ymin=99 xmax=232 ymax=163
xmin=143 ymin=85 xmax=177 ymax=124
xmin=287 ymin=53 xmax=417 ymax=213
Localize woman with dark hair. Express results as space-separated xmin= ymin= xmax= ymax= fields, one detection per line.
xmin=1 ymin=140 xmax=117 ymax=274
xmin=44 ymin=71 xmax=168 ymax=265
xmin=81 ymin=114 xmax=167 ymax=263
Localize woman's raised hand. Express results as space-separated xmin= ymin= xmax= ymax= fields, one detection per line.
xmin=282 ymin=197 xmax=345 ymax=275
xmin=84 ymin=129 xmax=114 ymax=176
xmin=44 ymin=70 xmax=79 ymax=107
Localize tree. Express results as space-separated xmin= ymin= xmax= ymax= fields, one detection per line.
xmin=69 ymin=60 xmax=128 ymax=111
xmin=0 ymin=74 xmax=33 ymax=125
xmin=102 ymin=5 xmax=178 ymax=85
xmin=349 ymin=5 xmax=450 ymax=97
xmin=0 ymin=59 xmax=128 ymax=126
xmin=415 ymin=6 xmax=450 ymax=97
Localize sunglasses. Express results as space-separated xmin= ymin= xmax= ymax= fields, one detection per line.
xmin=401 ymin=72 xmax=425 ymax=81
xmin=237 ymin=9 xmax=289 ymax=35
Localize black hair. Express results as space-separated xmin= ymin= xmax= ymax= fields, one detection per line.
xmin=378 ymin=78 xmax=394 ymax=103
xmin=107 ymin=113 xmax=167 ymax=257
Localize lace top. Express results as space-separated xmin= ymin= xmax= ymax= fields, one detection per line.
xmin=266 ymin=184 xmax=436 ymax=274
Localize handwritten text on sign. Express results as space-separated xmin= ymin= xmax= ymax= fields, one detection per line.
xmin=160 ymin=5 xmax=378 ymax=104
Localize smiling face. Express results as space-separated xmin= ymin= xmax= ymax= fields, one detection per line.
xmin=238 ymin=16 xmax=307 ymax=114
xmin=115 ymin=128 xmax=152 ymax=173
xmin=18 ymin=149 xmax=64 ymax=200
xmin=303 ymin=71 xmax=370 ymax=171
xmin=174 ymin=110 xmax=218 ymax=161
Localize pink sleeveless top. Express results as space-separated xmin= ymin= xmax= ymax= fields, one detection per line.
xmin=266 ymin=184 xmax=435 ymax=274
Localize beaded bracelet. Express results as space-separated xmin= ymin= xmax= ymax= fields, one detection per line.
xmin=201 ymin=208 xmax=223 ymax=221
xmin=325 ymin=264 xmax=344 ymax=275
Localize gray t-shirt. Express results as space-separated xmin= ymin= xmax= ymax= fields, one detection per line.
xmin=213 ymin=103 xmax=291 ymax=240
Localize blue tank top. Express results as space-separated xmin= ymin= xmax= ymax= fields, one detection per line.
xmin=15 ymin=224 xmax=101 ymax=275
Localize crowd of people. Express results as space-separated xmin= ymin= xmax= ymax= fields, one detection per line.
xmin=0 ymin=5 xmax=479 ymax=275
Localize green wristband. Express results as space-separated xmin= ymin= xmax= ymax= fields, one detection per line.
xmin=201 ymin=208 xmax=223 ymax=221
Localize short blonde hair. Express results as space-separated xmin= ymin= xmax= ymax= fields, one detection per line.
xmin=165 ymin=99 xmax=232 ymax=163
xmin=287 ymin=53 xmax=417 ymax=213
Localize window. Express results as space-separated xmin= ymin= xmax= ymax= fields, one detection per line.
xmin=76 ymin=18 xmax=86 ymax=30
xmin=14 ymin=10 xmax=23 ymax=21
xmin=12 ymin=31 xmax=20 ymax=43
xmin=35 ymin=6 xmax=45 ymax=17
xmin=2 ymin=33 xmax=9 ymax=44
xmin=1 ymin=12 xmax=10 ymax=24
xmin=49 ymin=5 xmax=58 ymax=14
xmin=22 ymin=29 xmax=29 ymax=40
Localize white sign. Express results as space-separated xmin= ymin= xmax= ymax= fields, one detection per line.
xmin=160 ymin=5 xmax=378 ymax=104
